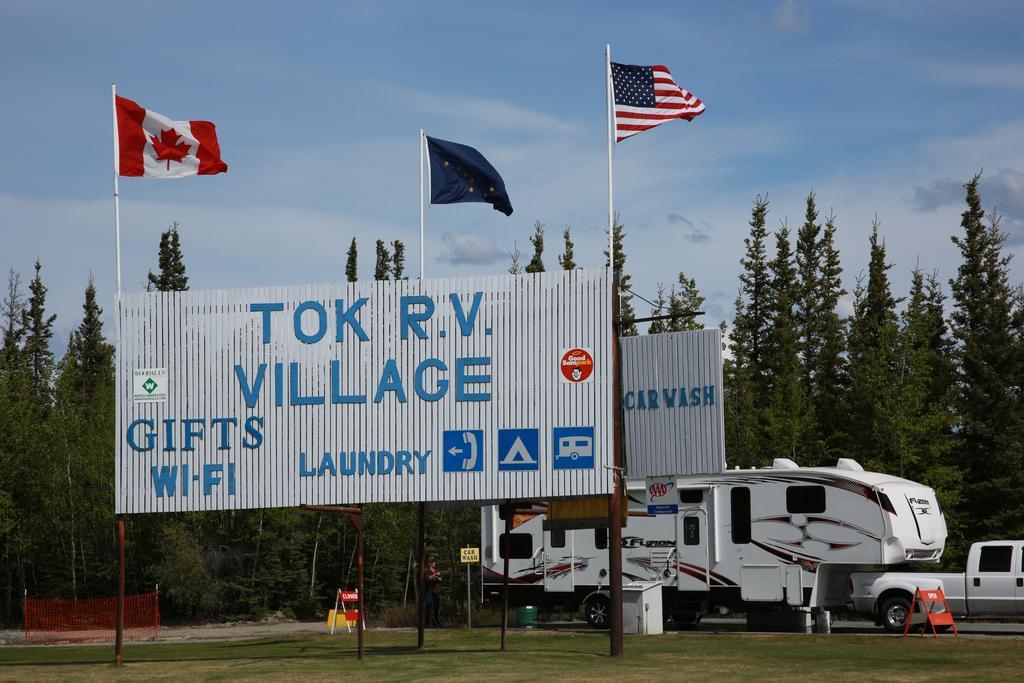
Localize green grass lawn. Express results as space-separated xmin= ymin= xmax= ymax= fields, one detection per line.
xmin=0 ymin=628 xmax=1018 ymax=682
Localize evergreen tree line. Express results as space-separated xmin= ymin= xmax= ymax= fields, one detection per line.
xmin=1 ymin=176 xmax=1021 ymax=625
xmin=723 ymin=178 xmax=1024 ymax=562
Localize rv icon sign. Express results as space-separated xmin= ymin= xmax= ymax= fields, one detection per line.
xmin=443 ymin=430 xmax=484 ymax=472
xmin=552 ymin=426 xmax=595 ymax=470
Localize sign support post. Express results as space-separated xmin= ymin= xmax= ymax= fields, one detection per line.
xmin=608 ymin=283 xmax=625 ymax=657
xmin=460 ymin=547 xmax=480 ymax=628
xmin=355 ymin=505 xmax=365 ymax=660
xmin=417 ymin=503 xmax=426 ymax=649
xmin=500 ymin=504 xmax=511 ymax=651
xmin=114 ymin=515 xmax=125 ymax=666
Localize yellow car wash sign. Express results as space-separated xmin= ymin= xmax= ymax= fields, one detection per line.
xmin=460 ymin=547 xmax=480 ymax=563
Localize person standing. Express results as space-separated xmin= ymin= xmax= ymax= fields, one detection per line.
xmin=426 ymin=560 xmax=443 ymax=627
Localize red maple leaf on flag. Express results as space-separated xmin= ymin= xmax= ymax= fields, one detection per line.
xmin=149 ymin=128 xmax=192 ymax=170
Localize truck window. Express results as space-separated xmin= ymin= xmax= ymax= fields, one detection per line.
xmin=595 ymin=528 xmax=608 ymax=550
xmin=679 ymin=489 xmax=703 ymax=504
xmin=731 ymin=487 xmax=751 ymax=544
xmin=499 ymin=533 xmax=534 ymax=559
xmin=683 ymin=517 xmax=700 ymax=546
xmin=550 ymin=528 xmax=566 ymax=549
xmin=978 ymin=545 xmax=1013 ymax=572
xmin=786 ymin=485 xmax=826 ymax=513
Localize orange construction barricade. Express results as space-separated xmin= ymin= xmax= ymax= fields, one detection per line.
xmin=902 ymin=587 xmax=958 ymax=639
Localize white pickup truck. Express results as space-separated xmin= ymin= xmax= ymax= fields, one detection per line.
xmin=848 ymin=540 xmax=1024 ymax=632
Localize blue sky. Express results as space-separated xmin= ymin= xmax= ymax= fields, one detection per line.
xmin=2 ymin=0 xmax=1023 ymax=345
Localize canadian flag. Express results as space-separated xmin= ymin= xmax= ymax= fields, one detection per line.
xmin=115 ymin=96 xmax=227 ymax=178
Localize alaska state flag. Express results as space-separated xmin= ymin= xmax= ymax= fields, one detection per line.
xmin=426 ymin=136 xmax=513 ymax=216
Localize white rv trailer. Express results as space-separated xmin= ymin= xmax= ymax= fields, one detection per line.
xmin=480 ymin=459 xmax=947 ymax=627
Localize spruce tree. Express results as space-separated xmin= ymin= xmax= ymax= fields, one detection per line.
xmin=725 ymin=195 xmax=772 ymax=467
xmin=525 ymin=221 xmax=545 ymax=274
xmin=795 ymin=192 xmax=822 ymax=377
xmin=894 ymin=266 xmax=959 ymax=531
xmin=604 ymin=214 xmax=637 ymax=336
xmin=345 ymin=238 xmax=358 ymax=282
xmin=730 ymin=196 xmax=772 ymax=386
xmin=374 ymin=240 xmax=391 ymax=281
xmin=507 ymin=242 xmax=522 ymax=275
xmin=68 ymin=276 xmax=115 ymax=405
xmin=21 ymin=259 xmax=56 ymax=415
xmin=949 ymin=175 xmax=1022 ymax=542
xmin=146 ymin=223 xmax=189 ymax=292
xmin=2 ymin=269 xmax=25 ymax=356
xmin=558 ymin=226 xmax=577 ymax=270
xmin=668 ymin=273 xmax=705 ymax=332
xmin=846 ymin=220 xmax=900 ymax=473
xmin=391 ymin=240 xmax=406 ymax=280
xmin=809 ymin=211 xmax=848 ymax=463
xmin=647 ymin=284 xmax=669 ymax=334
xmin=762 ymin=225 xmax=806 ymax=462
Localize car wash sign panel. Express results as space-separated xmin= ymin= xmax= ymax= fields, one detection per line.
xmin=621 ymin=329 xmax=724 ymax=477
xmin=115 ymin=269 xmax=612 ymax=514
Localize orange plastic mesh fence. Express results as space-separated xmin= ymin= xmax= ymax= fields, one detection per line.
xmin=23 ymin=592 xmax=160 ymax=644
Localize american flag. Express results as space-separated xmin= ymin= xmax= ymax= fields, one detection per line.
xmin=611 ymin=62 xmax=705 ymax=142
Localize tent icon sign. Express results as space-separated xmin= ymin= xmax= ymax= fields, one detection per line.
xmin=497 ymin=428 xmax=539 ymax=471
xmin=552 ymin=427 xmax=595 ymax=470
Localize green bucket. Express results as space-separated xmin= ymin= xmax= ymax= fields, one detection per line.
xmin=515 ymin=605 xmax=538 ymax=628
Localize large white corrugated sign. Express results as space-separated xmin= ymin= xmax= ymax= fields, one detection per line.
xmin=621 ymin=329 xmax=724 ymax=477
xmin=115 ymin=269 xmax=612 ymax=513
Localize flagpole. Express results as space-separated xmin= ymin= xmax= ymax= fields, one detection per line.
xmin=111 ymin=83 xmax=122 ymax=300
xmin=605 ymin=45 xmax=615 ymax=273
xmin=419 ymin=128 xmax=425 ymax=279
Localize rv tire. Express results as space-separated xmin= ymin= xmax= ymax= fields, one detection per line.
xmin=584 ymin=594 xmax=610 ymax=629
xmin=879 ymin=595 xmax=912 ymax=634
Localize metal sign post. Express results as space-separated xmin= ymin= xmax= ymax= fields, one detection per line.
xmin=461 ymin=547 xmax=479 ymax=628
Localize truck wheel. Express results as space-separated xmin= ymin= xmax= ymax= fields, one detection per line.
xmin=880 ymin=595 xmax=912 ymax=634
xmin=585 ymin=595 xmax=610 ymax=629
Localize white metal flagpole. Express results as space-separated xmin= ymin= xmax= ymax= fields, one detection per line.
xmin=111 ymin=83 xmax=123 ymax=300
xmin=419 ymin=128 xmax=425 ymax=279
xmin=605 ymin=45 xmax=615 ymax=276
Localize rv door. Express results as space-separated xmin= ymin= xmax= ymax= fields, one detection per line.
xmin=543 ymin=528 xmax=576 ymax=593
xmin=676 ymin=492 xmax=712 ymax=592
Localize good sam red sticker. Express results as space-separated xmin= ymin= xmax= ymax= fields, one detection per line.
xmin=560 ymin=347 xmax=594 ymax=383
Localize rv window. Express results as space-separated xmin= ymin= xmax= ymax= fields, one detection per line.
xmin=683 ymin=517 xmax=700 ymax=546
xmin=731 ymin=487 xmax=751 ymax=544
xmin=679 ymin=489 xmax=703 ymax=504
xmin=786 ymin=486 xmax=826 ymax=514
xmin=978 ymin=545 xmax=1013 ymax=572
xmin=499 ymin=533 xmax=534 ymax=560
xmin=550 ymin=528 xmax=566 ymax=548
xmin=595 ymin=528 xmax=608 ymax=550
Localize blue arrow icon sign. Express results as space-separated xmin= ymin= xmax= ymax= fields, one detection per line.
xmin=443 ymin=430 xmax=484 ymax=472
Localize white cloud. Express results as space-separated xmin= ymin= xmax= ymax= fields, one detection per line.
xmin=773 ymin=0 xmax=811 ymax=32
xmin=384 ymin=86 xmax=581 ymax=136
xmin=436 ymin=232 xmax=508 ymax=266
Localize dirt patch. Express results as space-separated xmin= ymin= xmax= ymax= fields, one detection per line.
xmin=0 ymin=613 xmax=342 ymax=647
